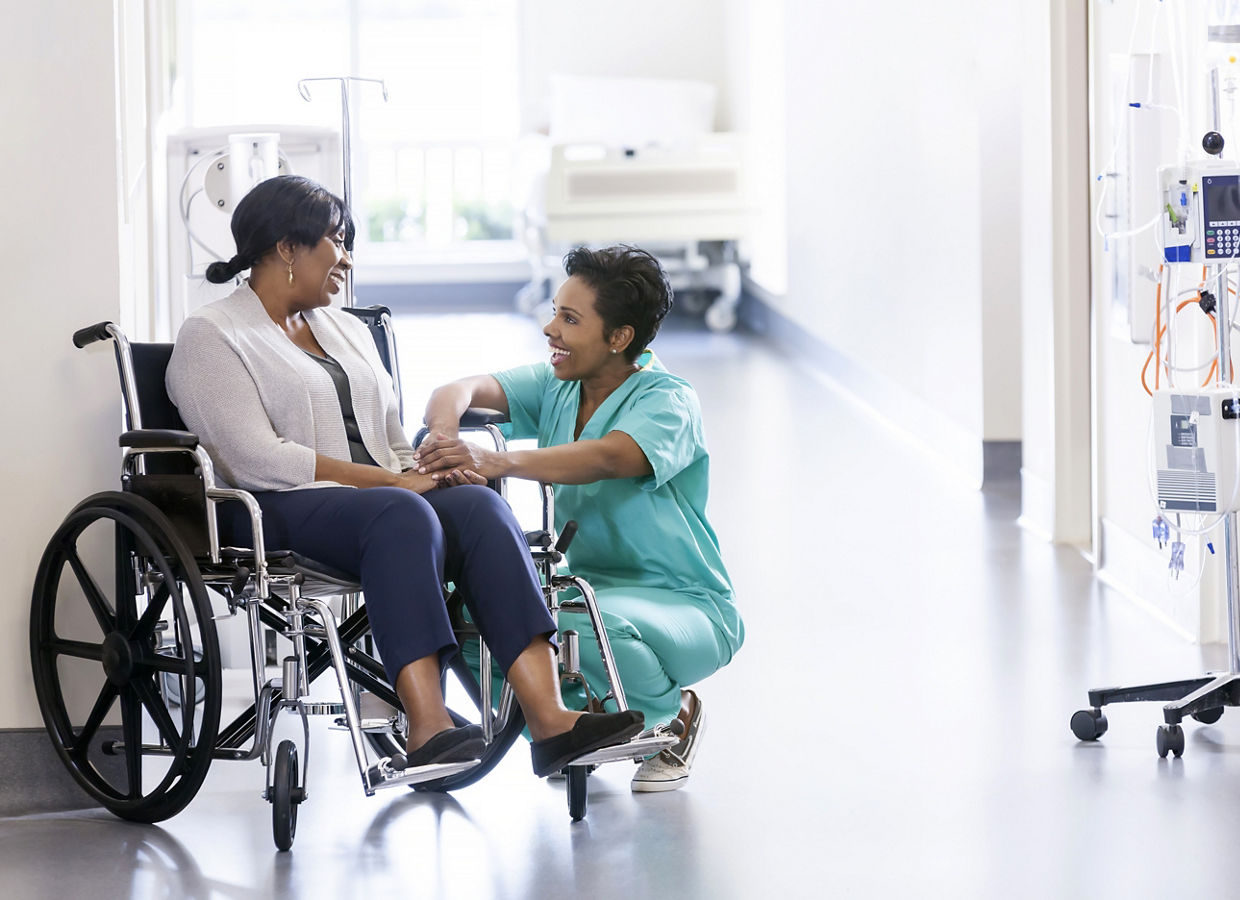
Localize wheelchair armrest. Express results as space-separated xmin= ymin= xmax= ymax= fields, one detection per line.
xmin=120 ymin=429 xmax=199 ymax=449
xmin=460 ymin=408 xmax=509 ymax=427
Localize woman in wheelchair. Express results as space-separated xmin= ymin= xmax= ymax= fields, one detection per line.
xmin=419 ymin=245 xmax=744 ymax=792
xmin=166 ymin=175 xmax=643 ymax=777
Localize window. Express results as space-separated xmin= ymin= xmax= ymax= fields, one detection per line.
xmin=183 ymin=0 xmax=520 ymax=262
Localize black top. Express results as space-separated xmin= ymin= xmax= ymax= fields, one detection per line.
xmin=305 ymin=352 xmax=379 ymax=467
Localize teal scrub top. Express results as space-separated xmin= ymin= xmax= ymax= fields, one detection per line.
xmin=494 ymin=350 xmax=744 ymax=655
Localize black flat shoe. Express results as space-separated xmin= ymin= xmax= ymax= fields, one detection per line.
xmin=530 ymin=710 xmax=645 ymax=777
xmin=404 ymin=724 xmax=486 ymax=768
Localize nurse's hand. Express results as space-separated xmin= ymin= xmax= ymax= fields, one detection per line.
xmin=412 ymin=435 xmax=498 ymax=479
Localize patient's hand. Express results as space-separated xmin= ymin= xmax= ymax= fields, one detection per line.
xmin=439 ymin=469 xmax=489 ymax=487
xmin=413 ymin=435 xmax=497 ymax=479
xmin=393 ymin=469 xmax=440 ymax=494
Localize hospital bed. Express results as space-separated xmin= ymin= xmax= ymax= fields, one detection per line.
xmin=513 ymin=74 xmax=752 ymax=332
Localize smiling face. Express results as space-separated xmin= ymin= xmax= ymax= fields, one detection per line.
xmin=543 ymin=276 xmax=629 ymax=381
xmin=291 ymin=226 xmax=352 ymax=308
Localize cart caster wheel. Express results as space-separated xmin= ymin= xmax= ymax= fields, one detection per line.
xmin=1070 ymin=709 xmax=1108 ymax=741
xmin=566 ymin=765 xmax=589 ymax=822
xmin=705 ymin=301 xmax=738 ymax=333
xmin=1192 ymin=707 xmax=1224 ymax=725
xmin=272 ymin=740 xmax=301 ymax=851
xmin=1156 ymin=724 xmax=1185 ymax=759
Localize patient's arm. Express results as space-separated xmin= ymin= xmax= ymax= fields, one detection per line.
xmin=423 ymin=375 xmax=509 ymax=440
xmin=314 ymin=454 xmax=439 ymax=493
xmin=414 ymin=430 xmax=652 ymax=485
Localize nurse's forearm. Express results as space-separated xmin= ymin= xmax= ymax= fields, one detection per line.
xmin=423 ymin=382 xmax=473 ymax=439
xmin=424 ymin=375 xmax=509 ymax=439
xmin=499 ymin=436 xmax=652 ymax=484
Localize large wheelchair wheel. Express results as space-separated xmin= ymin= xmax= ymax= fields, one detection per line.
xmin=364 ymin=652 xmax=527 ymax=792
xmin=30 ymin=491 xmax=221 ymax=823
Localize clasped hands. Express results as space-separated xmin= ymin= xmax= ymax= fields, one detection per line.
xmin=412 ymin=433 xmax=498 ymax=488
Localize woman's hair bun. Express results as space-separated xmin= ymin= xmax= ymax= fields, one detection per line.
xmin=204 ymin=253 xmax=251 ymax=284
xmin=204 ymin=260 xmax=234 ymax=284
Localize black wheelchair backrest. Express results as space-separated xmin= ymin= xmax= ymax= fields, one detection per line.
xmin=128 ymin=342 xmax=186 ymax=432
xmin=342 ymin=305 xmax=403 ymax=423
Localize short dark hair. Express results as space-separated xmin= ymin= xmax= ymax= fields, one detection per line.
xmin=562 ymin=245 xmax=673 ymax=362
xmin=205 ymin=175 xmax=355 ymax=284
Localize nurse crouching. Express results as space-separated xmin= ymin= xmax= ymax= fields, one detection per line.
xmin=419 ymin=245 xmax=744 ymax=792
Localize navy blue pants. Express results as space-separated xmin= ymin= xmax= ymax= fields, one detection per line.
xmin=219 ymin=484 xmax=555 ymax=685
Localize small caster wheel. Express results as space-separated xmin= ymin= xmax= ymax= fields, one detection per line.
xmin=566 ymin=765 xmax=589 ymax=822
xmin=705 ymin=301 xmax=738 ymax=333
xmin=1070 ymin=709 xmax=1108 ymax=741
xmin=272 ymin=740 xmax=301 ymax=851
xmin=1156 ymin=724 xmax=1185 ymax=759
xmin=1192 ymin=707 xmax=1224 ymax=725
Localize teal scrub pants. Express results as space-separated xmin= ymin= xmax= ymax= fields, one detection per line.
xmin=462 ymin=585 xmax=733 ymax=726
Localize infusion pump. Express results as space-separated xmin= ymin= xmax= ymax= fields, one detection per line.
xmin=1153 ymin=388 xmax=1240 ymax=514
xmin=1160 ymin=162 xmax=1240 ymax=263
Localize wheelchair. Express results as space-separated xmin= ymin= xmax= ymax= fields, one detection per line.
xmin=29 ymin=308 xmax=679 ymax=850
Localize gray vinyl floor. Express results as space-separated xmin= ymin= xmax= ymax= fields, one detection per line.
xmin=4 ymin=305 xmax=1240 ymax=899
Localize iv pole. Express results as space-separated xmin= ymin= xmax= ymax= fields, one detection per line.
xmin=297 ymin=76 xmax=389 ymax=308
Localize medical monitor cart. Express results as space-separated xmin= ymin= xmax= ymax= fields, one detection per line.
xmin=1071 ymin=132 xmax=1240 ymax=757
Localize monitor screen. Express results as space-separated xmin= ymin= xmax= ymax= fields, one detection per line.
xmin=1203 ymin=176 xmax=1240 ymax=225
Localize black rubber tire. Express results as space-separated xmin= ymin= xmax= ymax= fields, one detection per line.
xmin=1156 ymin=724 xmax=1186 ymax=758
xmin=272 ymin=740 xmax=298 ymax=851
xmin=1070 ymin=709 xmax=1107 ymax=741
xmin=30 ymin=492 xmax=221 ymax=823
xmin=1192 ymin=707 xmax=1225 ymax=725
xmin=567 ymin=766 xmax=589 ymax=822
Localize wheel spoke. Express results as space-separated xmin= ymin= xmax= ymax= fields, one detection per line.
xmin=144 ymin=652 xmax=191 ymax=676
xmin=64 ymin=547 xmax=115 ymax=634
xmin=70 ymin=681 xmax=119 ymax=759
xmin=120 ymin=690 xmax=144 ymax=799
xmin=133 ymin=582 xmax=172 ymax=642
xmin=48 ymin=639 xmax=105 ymax=662
xmin=132 ymin=675 xmax=183 ymax=754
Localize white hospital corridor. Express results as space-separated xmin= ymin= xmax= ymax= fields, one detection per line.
xmin=8 ymin=2 xmax=1240 ymax=898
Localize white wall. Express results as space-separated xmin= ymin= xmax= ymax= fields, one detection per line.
xmin=775 ymin=0 xmax=1023 ymax=485
xmin=1017 ymin=1 xmax=1092 ymax=548
xmin=517 ymin=0 xmax=730 ymax=134
xmin=0 ymin=3 xmax=127 ymax=727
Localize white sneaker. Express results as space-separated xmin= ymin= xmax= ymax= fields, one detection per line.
xmin=631 ymin=691 xmax=705 ymax=793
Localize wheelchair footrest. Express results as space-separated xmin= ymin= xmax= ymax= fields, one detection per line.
xmin=332 ymin=716 xmax=403 ymax=733
xmin=568 ymin=725 xmax=681 ymax=767
xmin=365 ymin=756 xmax=480 ymax=791
xmin=300 ymin=702 xmax=346 ymax=716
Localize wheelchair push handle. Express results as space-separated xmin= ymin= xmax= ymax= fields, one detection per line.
xmin=73 ymin=321 xmax=115 ymax=348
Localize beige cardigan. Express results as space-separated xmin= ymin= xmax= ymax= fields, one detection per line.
xmin=166 ymin=284 xmax=415 ymax=491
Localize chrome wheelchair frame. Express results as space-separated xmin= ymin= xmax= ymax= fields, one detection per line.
xmin=30 ymin=312 xmax=677 ymax=850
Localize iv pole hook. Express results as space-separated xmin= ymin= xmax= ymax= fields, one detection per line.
xmin=297 ymin=76 xmax=388 ymax=307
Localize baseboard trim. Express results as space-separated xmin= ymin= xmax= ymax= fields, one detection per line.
xmin=739 ymin=281 xmax=994 ymax=488
xmin=0 ymin=728 xmax=101 ymax=817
